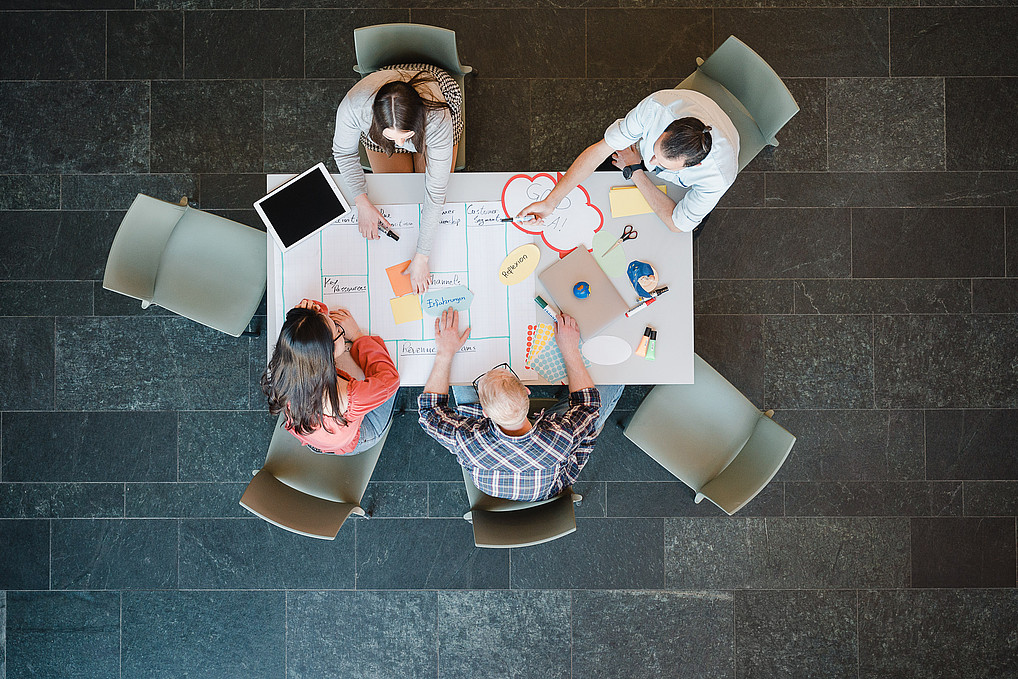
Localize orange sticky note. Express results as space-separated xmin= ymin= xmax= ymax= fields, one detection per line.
xmin=386 ymin=260 xmax=413 ymax=297
xmin=390 ymin=295 xmax=422 ymax=325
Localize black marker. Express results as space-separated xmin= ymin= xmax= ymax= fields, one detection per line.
xmin=377 ymin=221 xmax=400 ymax=241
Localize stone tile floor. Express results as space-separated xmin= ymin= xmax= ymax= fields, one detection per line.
xmin=1 ymin=2 xmax=1017 ymax=678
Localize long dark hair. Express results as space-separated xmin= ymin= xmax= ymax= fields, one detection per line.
xmin=661 ymin=117 xmax=713 ymax=166
xmin=367 ymin=70 xmax=452 ymax=156
xmin=261 ymin=307 xmax=346 ymax=435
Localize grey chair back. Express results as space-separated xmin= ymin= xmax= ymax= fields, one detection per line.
xmin=677 ymin=36 xmax=799 ymax=171
xmin=240 ymin=414 xmax=390 ymax=539
xmin=623 ymin=354 xmax=795 ymax=515
xmin=103 ymin=194 xmax=266 ymax=337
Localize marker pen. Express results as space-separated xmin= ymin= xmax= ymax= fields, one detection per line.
xmin=635 ymin=327 xmax=652 ymax=357
xmin=624 ymin=296 xmax=656 ymax=318
xmin=535 ymin=295 xmax=558 ymax=321
xmin=652 ymin=286 xmax=669 ymax=297
xmin=645 ymin=329 xmax=657 ymax=361
xmin=500 ymin=215 xmax=536 ymax=223
xmin=377 ymin=222 xmax=400 ymax=241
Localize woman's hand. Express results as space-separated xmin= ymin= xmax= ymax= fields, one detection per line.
xmin=329 ymin=308 xmax=363 ymax=342
xmin=354 ymin=194 xmax=391 ymax=240
xmin=405 ymin=254 xmax=431 ymax=294
xmin=612 ymin=143 xmax=642 ymax=169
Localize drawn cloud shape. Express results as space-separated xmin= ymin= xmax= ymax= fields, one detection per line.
xmin=501 ymin=173 xmax=604 ymax=254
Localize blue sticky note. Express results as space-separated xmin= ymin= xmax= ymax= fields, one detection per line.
xmin=421 ymin=285 xmax=475 ymax=316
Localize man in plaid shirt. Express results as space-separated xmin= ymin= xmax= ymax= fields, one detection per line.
xmin=418 ymin=308 xmax=624 ymax=502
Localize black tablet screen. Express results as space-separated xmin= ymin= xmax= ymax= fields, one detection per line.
xmin=260 ymin=169 xmax=348 ymax=248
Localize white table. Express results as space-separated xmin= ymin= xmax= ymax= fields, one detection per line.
xmin=267 ymin=171 xmax=693 ymax=384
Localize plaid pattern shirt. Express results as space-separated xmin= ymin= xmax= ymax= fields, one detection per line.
xmin=418 ymin=388 xmax=601 ymax=501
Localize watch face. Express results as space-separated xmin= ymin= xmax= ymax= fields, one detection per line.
xmin=623 ymin=165 xmax=633 ymax=180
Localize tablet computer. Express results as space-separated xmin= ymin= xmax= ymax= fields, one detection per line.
xmin=254 ymin=163 xmax=351 ymax=252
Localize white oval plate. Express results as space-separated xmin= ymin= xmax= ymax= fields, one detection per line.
xmin=581 ymin=335 xmax=633 ymax=365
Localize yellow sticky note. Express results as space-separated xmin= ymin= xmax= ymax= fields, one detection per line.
xmin=609 ymin=185 xmax=668 ymax=218
xmin=390 ymin=295 xmax=422 ymax=325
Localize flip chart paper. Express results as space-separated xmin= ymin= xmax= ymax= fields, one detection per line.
xmin=386 ymin=260 xmax=413 ymax=297
xmin=390 ymin=295 xmax=423 ymax=325
xmin=609 ymin=184 xmax=668 ymax=218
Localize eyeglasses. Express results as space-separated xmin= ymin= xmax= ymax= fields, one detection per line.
xmin=332 ymin=325 xmax=346 ymax=343
xmin=472 ymin=362 xmax=517 ymax=392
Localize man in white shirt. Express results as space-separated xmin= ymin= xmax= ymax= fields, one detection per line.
xmin=519 ymin=89 xmax=740 ymax=236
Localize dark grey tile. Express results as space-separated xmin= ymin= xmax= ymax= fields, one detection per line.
xmin=0 ymin=483 xmax=124 ymax=518
xmin=694 ymin=280 xmax=795 ymax=315
xmin=510 ymin=518 xmax=664 ymax=589
xmin=745 ymin=78 xmax=828 ymax=172
xmin=531 ymin=79 xmax=653 ymax=171
xmin=249 ymin=325 xmax=268 ymax=407
xmin=784 ymin=482 xmax=963 ymax=517
xmin=203 ymin=206 xmax=261 ymax=230
xmin=360 ymin=482 xmax=428 ymax=518
xmin=0 ymin=281 xmax=93 ymax=317
xmin=891 ymin=8 xmax=1018 ymax=77
xmin=0 ymin=520 xmax=49 ymax=589
xmin=665 ymin=517 xmax=909 ymax=589
xmin=61 ymin=174 xmax=196 ymax=210
xmin=576 ymin=419 xmax=676 ymax=482
xmin=140 ymin=0 xmax=256 ymax=7
xmin=874 ymin=315 xmax=1018 ymax=408
xmin=51 ymin=518 xmax=177 ymax=590
xmin=178 ymin=518 xmax=354 ymax=588
xmin=93 ymin=284 xmax=182 ymax=317
xmin=6 ymin=592 xmax=119 ymax=679
xmin=126 ymin=482 xmax=248 ymax=518
xmin=1009 ymin=208 xmax=1017 ymax=276
xmin=717 ymin=171 xmax=766 ymax=208
xmin=735 ymin=590 xmax=857 ymax=679
xmin=355 ymin=518 xmax=508 ymax=589
xmin=2 ymin=412 xmax=177 ymax=482
xmin=0 ymin=317 xmax=53 ymax=410
xmin=911 ymin=517 xmax=1016 ymax=587
xmin=287 ymin=591 xmax=436 ymax=679
xmin=184 ymin=10 xmax=303 ymax=79
xmin=2 ymin=0 xmax=132 ymax=6
xmin=428 ymin=481 xmax=466 ymax=517
xmin=466 ymin=78 xmax=531 ymax=172
xmin=264 ymin=79 xmax=355 ymax=173
xmin=55 ymin=318 xmax=251 ymax=410
xmin=794 ymin=279 xmax=972 ymax=314
xmin=764 ymin=315 xmax=874 ymax=409
xmin=572 ymin=590 xmax=733 ymax=679
xmin=964 ymin=481 xmax=1018 ymax=516
xmin=694 ymin=315 xmax=766 ymax=405
xmin=608 ymin=480 xmax=784 ymax=517
xmin=0 ymin=210 xmax=122 ymax=281
xmin=0 ymin=82 xmax=149 ymax=173
xmin=698 ymin=209 xmax=852 ymax=279
xmin=926 ymin=409 xmax=1018 ymax=480
xmin=0 ymin=175 xmax=60 ymax=210
xmin=947 ymin=78 xmax=1018 ymax=171
xmin=572 ymin=480 xmax=608 ymax=518
xmin=0 ymin=591 xmax=5 ymax=679
xmin=0 ymin=11 xmax=105 ymax=80
xmin=414 ymin=10 xmax=585 ymax=79
xmin=829 ymin=78 xmax=945 ymax=171
xmin=179 ymin=409 xmax=274 ymax=482
xmin=123 ymin=590 xmax=284 ymax=679
xmin=151 ymin=80 xmax=263 ymax=173
xmin=304 ymin=8 xmax=410 ymax=78
xmin=715 ymin=8 xmax=889 ymax=77
xmin=587 ymin=9 xmax=711 ymax=78
xmin=773 ymin=410 xmax=925 ymax=482
xmin=859 ymin=589 xmax=1018 ymax=679
xmin=108 ymin=10 xmax=183 ymax=79
xmin=853 ymin=207 xmax=1005 ymax=278
xmin=370 ymin=411 xmax=465 ymax=482
xmin=972 ymin=278 xmax=1018 ymax=313
xmin=766 ymin=171 xmax=1018 ymax=208
xmin=438 ymin=591 xmax=570 ymax=679
xmin=197 ymin=173 xmax=266 ymax=209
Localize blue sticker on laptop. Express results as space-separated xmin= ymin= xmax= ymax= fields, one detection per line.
xmin=421 ymin=285 xmax=474 ymax=316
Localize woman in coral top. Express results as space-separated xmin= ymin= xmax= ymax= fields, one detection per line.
xmin=261 ymin=299 xmax=400 ymax=455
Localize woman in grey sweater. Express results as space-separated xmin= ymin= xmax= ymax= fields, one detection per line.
xmin=332 ymin=65 xmax=464 ymax=293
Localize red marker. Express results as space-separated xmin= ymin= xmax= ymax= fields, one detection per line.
xmin=625 ymin=297 xmax=656 ymax=318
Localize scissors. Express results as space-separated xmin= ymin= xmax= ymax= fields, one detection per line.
xmin=603 ymin=224 xmax=638 ymax=256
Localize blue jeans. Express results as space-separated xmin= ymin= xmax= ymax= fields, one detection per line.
xmin=351 ymin=390 xmax=398 ymax=454
xmin=452 ymin=384 xmax=624 ymax=436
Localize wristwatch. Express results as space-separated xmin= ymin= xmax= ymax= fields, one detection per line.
xmin=622 ymin=162 xmax=646 ymax=180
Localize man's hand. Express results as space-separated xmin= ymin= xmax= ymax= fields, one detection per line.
xmin=554 ymin=313 xmax=582 ymax=357
xmin=354 ymin=194 xmax=390 ymax=240
xmin=434 ymin=308 xmax=470 ymax=358
xmin=612 ymin=143 xmax=642 ymax=169
xmin=404 ymin=253 xmax=432 ymax=294
xmin=515 ymin=199 xmax=556 ymax=227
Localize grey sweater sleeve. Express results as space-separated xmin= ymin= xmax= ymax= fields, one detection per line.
xmin=332 ymin=78 xmax=372 ymax=203
xmin=416 ymin=107 xmax=454 ymax=256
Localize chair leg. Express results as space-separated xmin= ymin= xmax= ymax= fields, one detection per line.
xmin=352 ymin=506 xmax=367 ymax=518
